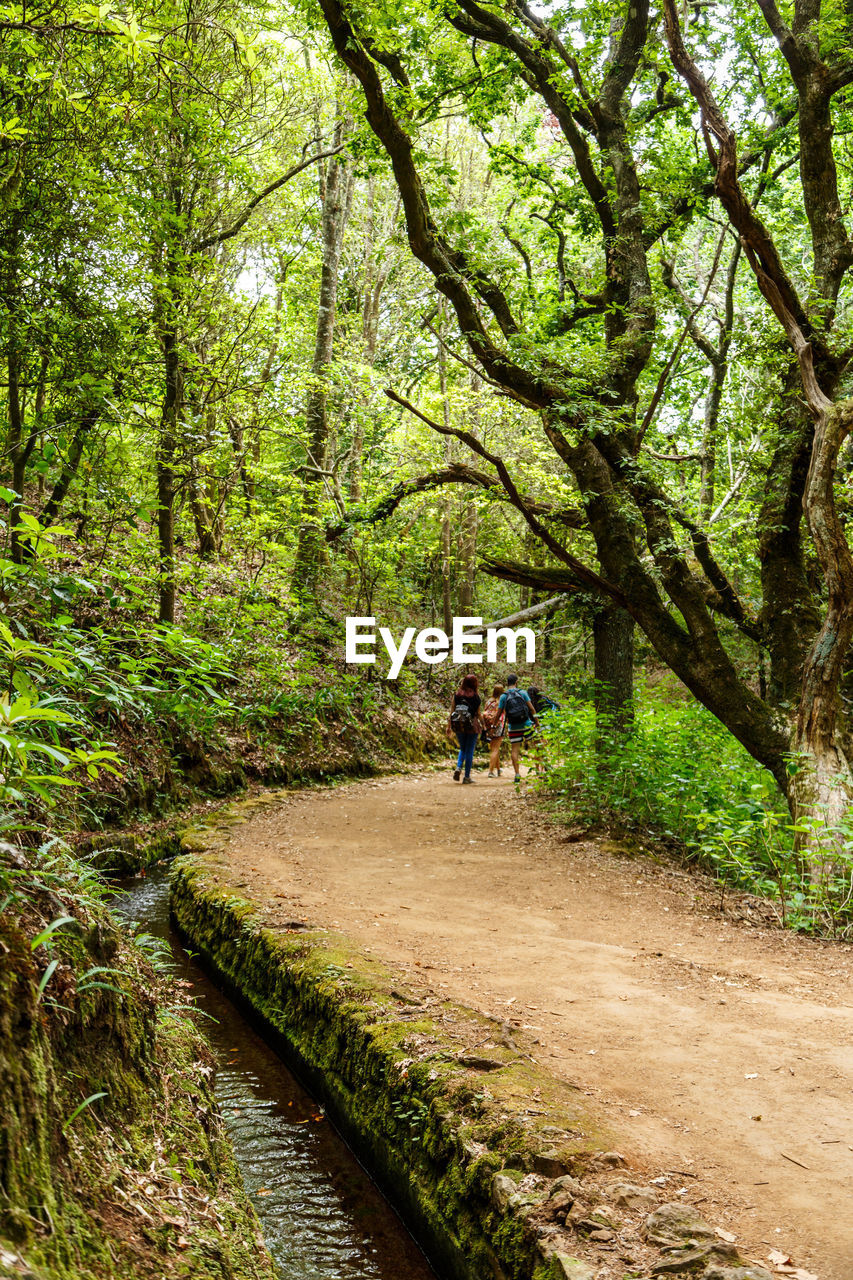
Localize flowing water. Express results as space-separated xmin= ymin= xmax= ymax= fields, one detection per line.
xmin=113 ymin=871 xmax=438 ymax=1280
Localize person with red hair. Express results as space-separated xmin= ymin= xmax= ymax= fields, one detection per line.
xmin=447 ymin=673 xmax=483 ymax=783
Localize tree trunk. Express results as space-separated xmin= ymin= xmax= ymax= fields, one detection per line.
xmin=240 ymin=273 xmax=284 ymax=517
xmin=786 ymin=400 xmax=853 ymax=870
xmin=157 ymin=321 xmax=181 ymax=625
xmin=441 ymin=501 xmax=453 ymax=632
xmin=457 ymin=369 xmax=481 ymax=612
xmin=786 ymin=728 xmax=853 ymax=882
xmin=188 ymin=466 xmax=223 ymax=559
xmin=518 ymin=527 xmax=539 ymax=612
xmin=437 ymin=305 xmax=453 ymax=630
xmin=227 ymin=416 xmax=254 ymax=517
xmin=593 ymin=602 xmax=634 ymax=738
xmin=458 ymin=499 xmax=477 ymax=611
xmin=2 ymin=217 xmax=37 ymax=564
xmin=291 ymin=146 xmax=351 ymax=598
xmin=664 ymin=238 xmax=739 ymax=523
xmin=700 ymin=361 xmax=724 ymax=519
xmin=40 ymin=407 xmax=100 ymax=528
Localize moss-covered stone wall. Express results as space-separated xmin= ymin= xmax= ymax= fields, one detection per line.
xmin=85 ymin=684 xmax=448 ymax=833
xmin=171 ymin=853 xmax=554 ymax=1280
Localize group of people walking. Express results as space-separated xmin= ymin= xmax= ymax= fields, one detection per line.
xmin=447 ymin=673 xmax=559 ymax=785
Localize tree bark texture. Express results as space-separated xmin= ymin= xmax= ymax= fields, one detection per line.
xmin=593 ymin=603 xmax=635 ymax=737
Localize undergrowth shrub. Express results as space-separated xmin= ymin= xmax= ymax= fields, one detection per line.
xmin=540 ymin=684 xmax=853 ymax=939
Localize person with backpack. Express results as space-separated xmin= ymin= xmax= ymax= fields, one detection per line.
xmin=498 ymin=674 xmax=541 ymax=785
xmin=447 ymin=673 xmax=484 ymax=783
xmin=527 ymin=686 xmax=561 ymax=717
xmin=482 ymin=683 xmax=506 ymax=777
xmin=525 ymin=685 xmax=560 ymax=773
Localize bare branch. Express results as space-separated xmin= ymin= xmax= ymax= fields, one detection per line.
xmin=643 ymin=447 xmax=704 ymax=463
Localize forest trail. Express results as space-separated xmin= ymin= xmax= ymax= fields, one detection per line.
xmin=220 ymin=769 xmax=853 ymax=1280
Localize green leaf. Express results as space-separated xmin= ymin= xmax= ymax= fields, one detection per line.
xmin=63 ymin=1091 xmax=108 ymax=1130
xmin=31 ymin=916 xmax=76 ymax=949
xmin=36 ymin=958 xmax=60 ymax=1000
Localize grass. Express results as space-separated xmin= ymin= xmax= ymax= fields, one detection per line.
xmin=538 ymin=681 xmax=853 ymax=939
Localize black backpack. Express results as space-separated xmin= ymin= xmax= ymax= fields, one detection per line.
xmin=503 ymin=688 xmax=528 ymax=724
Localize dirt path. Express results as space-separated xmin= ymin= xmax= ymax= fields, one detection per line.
xmin=220 ymin=768 xmax=853 ymax=1279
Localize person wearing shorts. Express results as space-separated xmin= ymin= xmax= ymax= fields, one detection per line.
xmin=498 ymin=674 xmax=540 ymax=784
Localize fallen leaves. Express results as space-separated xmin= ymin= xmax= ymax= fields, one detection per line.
xmin=767 ymin=1249 xmax=819 ymax=1280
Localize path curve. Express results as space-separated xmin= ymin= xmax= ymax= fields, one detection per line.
xmin=219 ymin=768 xmax=852 ymax=1279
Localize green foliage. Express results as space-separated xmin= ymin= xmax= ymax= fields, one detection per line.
xmin=541 ymin=685 xmax=853 ymax=939
xmin=0 ymin=620 xmax=122 ymax=815
xmin=1 ymin=0 xmax=851 ymax=879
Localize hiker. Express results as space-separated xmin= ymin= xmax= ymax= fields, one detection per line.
xmin=498 ymin=674 xmax=540 ymax=784
xmin=448 ymin=673 xmax=483 ymax=784
xmin=482 ymin=683 xmax=506 ymax=777
xmin=527 ymin=685 xmax=561 ymax=717
xmin=526 ymin=684 xmax=560 ymax=773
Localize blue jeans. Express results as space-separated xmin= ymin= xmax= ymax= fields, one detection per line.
xmin=455 ymin=730 xmax=477 ymax=778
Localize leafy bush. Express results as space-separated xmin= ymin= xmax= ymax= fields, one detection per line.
xmin=539 ymin=683 xmax=853 ymax=938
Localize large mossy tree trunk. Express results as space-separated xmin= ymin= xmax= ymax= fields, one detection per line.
xmin=593 ymin=601 xmax=634 ymax=742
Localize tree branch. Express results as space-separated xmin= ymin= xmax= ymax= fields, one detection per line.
xmin=479 ymin=555 xmax=589 ymax=594
xmin=384 ymin=387 xmax=622 ymax=602
xmin=194 ymin=146 xmax=346 ymax=251
xmin=662 ymin=0 xmax=832 ymax=413
xmin=318 ymin=0 xmax=556 ymax=406
xmin=450 ymin=0 xmax=617 ymax=237
xmin=638 ymin=229 xmax=727 ymax=443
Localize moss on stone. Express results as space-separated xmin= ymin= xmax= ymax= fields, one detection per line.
xmin=78 ymin=697 xmax=448 ymax=858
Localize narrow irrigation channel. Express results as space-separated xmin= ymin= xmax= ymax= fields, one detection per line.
xmin=113 ymin=870 xmax=438 ymax=1280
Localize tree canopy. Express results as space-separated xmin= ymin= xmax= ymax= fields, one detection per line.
xmin=3 ymin=0 xmax=853 ymax=871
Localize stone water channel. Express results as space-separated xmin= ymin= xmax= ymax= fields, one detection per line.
xmin=113 ymin=870 xmax=438 ymax=1280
